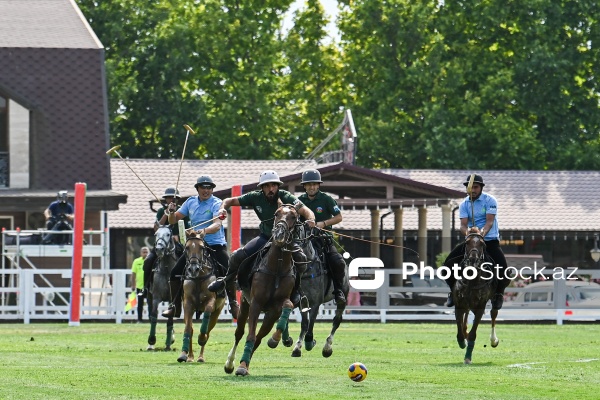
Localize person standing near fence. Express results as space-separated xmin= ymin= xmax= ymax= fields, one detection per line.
xmin=131 ymin=247 xmax=149 ymax=323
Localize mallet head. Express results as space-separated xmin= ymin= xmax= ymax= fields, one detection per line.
xmin=106 ymin=145 xmax=122 ymax=155
xmin=183 ymin=124 xmax=196 ymax=135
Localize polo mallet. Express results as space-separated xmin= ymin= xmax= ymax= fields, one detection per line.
xmin=106 ymin=145 xmax=162 ymax=204
xmin=466 ymin=174 xmax=476 ymax=229
xmin=175 ymin=124 xmax=195 ymax=193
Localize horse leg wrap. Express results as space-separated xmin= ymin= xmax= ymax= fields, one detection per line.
xmin=465 ymin=340 xmax=475 ymax=360
xmin=282 ymin=323 xmax=290 ymax=341
xmin=182 ymin=332 xmax=191 ymax=353
xmin=241 ymin=340 xmax=254 ymax=366
xmin=276 ymin=307 xmax=292 ymax=332
xmin=149 ymin=316 xmax=157 ymax=337
xmin=200 ymin=312 xmax=211 ymax=335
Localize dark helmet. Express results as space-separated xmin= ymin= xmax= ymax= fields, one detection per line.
xmin=257 ymin=170 xmax=283 ymax=187
xmin=463 ymin=174 xmax=485 ymax=187
xmin=57 ymin=190 xmax=68 ymax=203
xmin=194 ymin=175 xmax=216 ymax=189
xmin=300 ymin=169 xmax=323 ymax=184
xmin=162 ymin=187 xmax=181 ymax=199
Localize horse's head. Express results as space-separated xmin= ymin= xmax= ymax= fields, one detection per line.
xmin=465 ymin=233 xmax=486 ymax=267
xmin=184 ymin=234 xmax=211 ymax=280
xmin=272 ymin=205 xmax=298 ymax=247
xmin=154 ymin=225 xmax=173 ymax=258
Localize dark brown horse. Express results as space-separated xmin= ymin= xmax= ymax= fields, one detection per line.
xmin=224 ymin=205 xmax=299 ymax=376
xmin=177 ymin=232 xmax=225 ymax=363
xmin=453 ymin=232 xmax=499 ymax=364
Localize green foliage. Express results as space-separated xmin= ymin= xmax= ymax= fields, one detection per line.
xmin=1 ymin=323 xmax=599 ymax=399
xmin=77 ymin=0 xmax=600 ymax=169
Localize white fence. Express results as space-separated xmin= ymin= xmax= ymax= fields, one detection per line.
xmin=1 ymin=268 xmax=599 ymax=325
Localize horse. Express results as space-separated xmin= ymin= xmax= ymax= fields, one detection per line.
xmin=287 ymin=226 xmax=349 ymax=358
xmin=42 ymin=214 xmax=73 ymax=244
xmin=224 ymin=204 xmax=299 ymax=376
xmin=177 ymin=232 xmax=225 ymax=363
xmin=146 ymin=225 xmax=178 ymax=351
xmin=453 ymin=232 xmax=499 ymax=364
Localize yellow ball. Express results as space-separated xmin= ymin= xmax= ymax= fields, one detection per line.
xmin=347 ymin=362 xmax=367 ymax=382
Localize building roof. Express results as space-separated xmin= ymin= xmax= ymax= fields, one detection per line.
xmin=107 ymin=159 xmax=326 ymax=229
xmin=382 ymin=169 xmax=600 ymax=232
xmin=0 ymin=0 xmax=102 ymax=49
xmin=107 ymin=161 xmax=600 ymax=232
xmin=107 ymin=160 xmax=462 ymax=229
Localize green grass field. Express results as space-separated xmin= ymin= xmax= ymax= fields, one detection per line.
xmin=0 ymin=321 xmax=598 ymax=399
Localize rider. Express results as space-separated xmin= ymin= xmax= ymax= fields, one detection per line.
xmin=161 ymin=176 xmax=230 ymax=319
xmin=298 ymin=169 xmax=347 ymax=306
xmin=207 ymin=170 xmax=317 ymax=311
xmin=142 ymin=188 xmax=189 ymax=291
xmin=42 ymin=190 xmax=74 ymax=244
xmin=442 ymin=174 xmax=509 ymax=310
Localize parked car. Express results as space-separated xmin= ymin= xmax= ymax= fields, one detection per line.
xmin=501 ymin=280 xmax=600 ymax=321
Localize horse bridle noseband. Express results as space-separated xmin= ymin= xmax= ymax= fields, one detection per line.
xmin=184 ymin=237 xmax=213 ymax=280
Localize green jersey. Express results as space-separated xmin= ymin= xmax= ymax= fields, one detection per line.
xmin=298 ymin=191 xmax=341 ymax=235
xmin=238 ymin=189 xmax=303 ymax=236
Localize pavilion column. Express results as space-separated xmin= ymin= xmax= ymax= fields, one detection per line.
xmin=441 ymin=204 xmax=452 ymax=254
xmin=370 ymin=209 xmax=380 ymax=259
xmin=392 ymin=208 xmax=404 ymax=286
xmin=418 ymin=207 xmax=427 ymax=265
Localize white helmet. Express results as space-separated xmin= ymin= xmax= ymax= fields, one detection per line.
xmin=257 ymin=170 xmax=283 ymax=188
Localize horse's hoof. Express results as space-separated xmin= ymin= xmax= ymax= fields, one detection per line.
xmin=196 ymin=357 xmax=205 ymax=363
xmin=322 ymin=348 xmax=332 ymax=358
xmin=148 ymin=336 xmax=157 ymax=346
xmin=267 ymin=337 xmax=279 ymax=349
xmin=291 ymin=349 xmax=301 ymax=357
xmin=224 ymin=364 xmax=234 ymax=374
xmin=177 ymin=353 xmax=187 ymax=363
xmin=146 ymin=344 xmax=155 ymax=351
xmin=283 ymin=337 xmax=293 ymax=347
xmin=305 ymin=340 xmax=316 ymax=351
xmin=491 ymin=339 xmax=499 ymax=348
xmin=164 ymin=346 xmax=171 ymax=352
xmin=458 ymin=340 xmax=467 ymax=349
xmin=235 ymin=367 xmax=250 ymax=376
xmin=464 ymin=358 xmax=472 ymax=365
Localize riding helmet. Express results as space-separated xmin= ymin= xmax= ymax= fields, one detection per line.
xmin=57 ymin=190 xmax=68 ymax=203
xmin=300 ymin=169 xmax=323 ymax=184
xmin=463 ymin=174 xmax=485 ymax=187
xmin=194 ymin=175 xmax=216 ymax=189
xmin=258 ymin=170 xmax=283 ymax=187
xmin=162 ymin=187 xmax=181 ymax=199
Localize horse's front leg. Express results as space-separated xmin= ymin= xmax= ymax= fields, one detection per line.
xmin=225 ymin=298 xmax=249 ymax=374
xmin=268 ymin=299 xmax=293 ymax=348
xmin=489 ymin=308 xmax=499 ymax=347
xmin=178 ymin=288 xmax=195 ymax=363
xmin=292 ymin=308 xmax=310 ymax=357
xmin=455 ymin=308 xmax=467 ymax=349
xmin=236 ymin=299 xmax=261 ymax=376
xmin=464 ymin=309 xmax=484 ymax=364
xmin=147 ymin=295 xmax=158 ymax=350
xmin=198 ymin=296 xmax=216 ymax=348
xmin=322 ymin=304 xmax=345 ymax=358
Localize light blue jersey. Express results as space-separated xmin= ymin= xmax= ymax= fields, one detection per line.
xmin=459 ymin=192 xmax=499 ymax=240
xmin=178 ymin=195 xmax=227 ymax=246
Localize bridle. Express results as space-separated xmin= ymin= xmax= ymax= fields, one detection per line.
xmin=184 ymin=236 xmax=212 ymax=281
xmin=272 ymin=205 xmax=298 ymax=248
xmin=464 ymin=233 xmax=486 ymax=267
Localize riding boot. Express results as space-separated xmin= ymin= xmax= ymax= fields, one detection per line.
xmin=445 ymin=282 xmax=455 ymax=307
xmin=225 ymin=280 xmax=240 ymax=319
xmin=208 ymin=248 xmax=246 ymax=293
xmin=327 ymin=250 xmax=347 ymax=306
xmin=161 ymin=280 xmax=182 ymax=318
xmin=291 ymin=247 xmax=309 ymax=312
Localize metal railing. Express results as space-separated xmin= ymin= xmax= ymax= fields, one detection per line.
xmin=1 ymin=268 xmax=598 ymax=324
